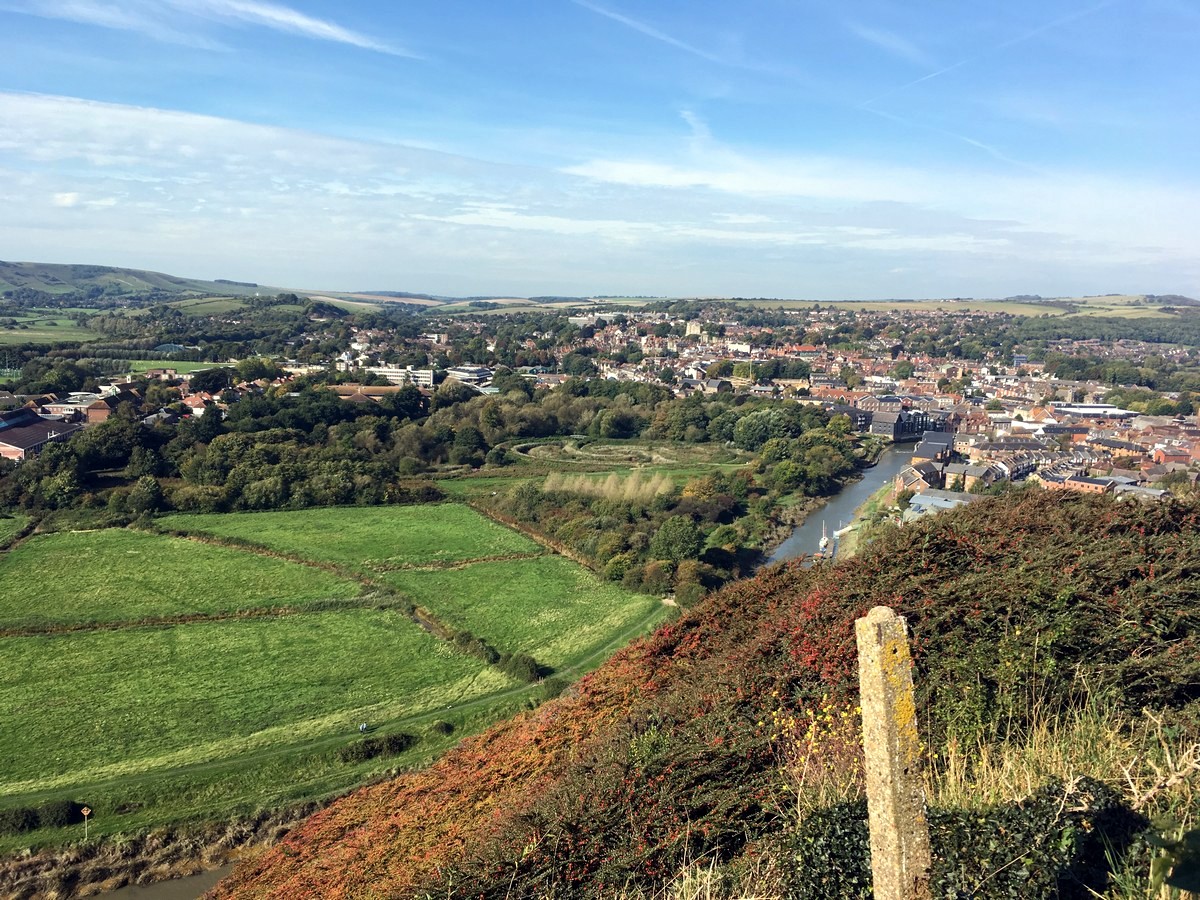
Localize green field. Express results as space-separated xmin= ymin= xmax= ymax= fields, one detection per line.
xmin=126 ymin=359 xmax=215 ymax=375
xmin=0 ymin=313 xmax=101 ymax=344
xmin=385 ymin=556 xmax=660 ymax=670
xmin=167 ymin=296 xmax=248 ymax=315
xmin=0 ymin=503 xmax=668 ymax=849
xmin=0 ymin=610 xmax=508 ymax=791
xmin=0 ymin=529 xmax=361 ymax=630
xmin=158 ymin=504 xmax=543 ymax=572
xmin=0 ymin=514 xmax=29 ymax=547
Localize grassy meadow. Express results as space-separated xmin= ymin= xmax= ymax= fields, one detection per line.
xmin=0 ymin=610 xmax=508 ymax=790
xmin=385 ymin=556 xmax=661 ymax=670
xmin=158 ymin=503 xmax=544 ymax=572
xmin=0 ymin=502 xmax=666 ymax=849
xmin=0 ymin=313 xmax=101 ymax=344
xmin=166 ymin=296 xmax=248 ymax=316
xmin=0 ymin=529 xmax=361 ymax=629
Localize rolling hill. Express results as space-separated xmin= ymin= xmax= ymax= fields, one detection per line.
xmin=0 ymin=260 xmax=272 ymax=297
xmin=211 ymin=490 xmax=1200 ymax=899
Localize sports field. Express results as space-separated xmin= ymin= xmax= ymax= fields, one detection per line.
xmin=126 ymin=360 xmax=214 ymax=375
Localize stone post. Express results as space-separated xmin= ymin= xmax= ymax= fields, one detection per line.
xmin=855 ymin=605 xmax=931 ymax=900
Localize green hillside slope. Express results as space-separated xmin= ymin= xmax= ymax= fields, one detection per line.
xmin=0 ymin=260 xmax=270 ymax=296
xmin=212 ymin=490 xmax=1200 ymax=899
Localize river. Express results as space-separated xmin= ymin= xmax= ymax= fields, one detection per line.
xmin=98 ymin=865 xmax=234 ymax=899
xmin=767 ymin=443 xmax=911 ymax=564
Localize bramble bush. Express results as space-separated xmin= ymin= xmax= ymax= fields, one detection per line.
xmin=213 ymin=492 xmax=1200 ymax=899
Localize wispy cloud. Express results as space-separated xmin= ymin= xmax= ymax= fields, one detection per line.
xmin=1 ymin=0 xmax=410 ymax=54
xmin=572 ymin=0 xmax=725 ymax=64
xmin=174 ymin=0 xmax=411 ymax=56
xmin=860 ymin=0 xmax=1120 ymax=107
xmin=0 ymin=0 xmax=224 ymax=47
xmin=846 ymin=22 xmax=934 ymax=67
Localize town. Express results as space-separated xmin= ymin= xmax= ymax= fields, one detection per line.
xmin=3 ymin=297 xmax=1197 ymax=515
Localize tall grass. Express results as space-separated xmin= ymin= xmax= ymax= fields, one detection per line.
xmin=542 ymin=471 xmax=675 ymax=503
xmin=927 ymin=703 xmax=1198 ymax=829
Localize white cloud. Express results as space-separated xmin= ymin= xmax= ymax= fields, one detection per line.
xmin=845 ymin=23 xmax=934 ymax=67
xmin=1 ymin=0 xmax=408 ymax=53
xmin=172 ymin=0 xmax=412 ymax=55
xmin=1 ymin=91 xmax=1197 ymax=298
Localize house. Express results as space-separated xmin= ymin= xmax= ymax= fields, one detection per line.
xmin=1048 ymin=475 xmax=1115 ymax=495
xmin=942 ymin=462 xmax=1003 ymax=492
xmin=904 ymin=489 xmax=979 ymax=520
xmin=1114 ymin=484 xmax=1168 ymax=502
xmin=1153 ymin=447 xmax=1191 ymax=465
xmin=0 ymin=408 xmax=85 ymax=462
xmin=911 ymin=432 xmax=954 ymax=464
xmin=894 ymin=462 xmax=940 ymax=495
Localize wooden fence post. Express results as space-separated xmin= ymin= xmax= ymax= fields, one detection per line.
xmin=855 ymin=605 xmax=932 ymax=900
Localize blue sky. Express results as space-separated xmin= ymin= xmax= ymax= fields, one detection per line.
xmin=0 ymin=0 xmax=1197 ymax=299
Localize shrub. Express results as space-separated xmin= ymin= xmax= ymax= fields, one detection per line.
xmin=779 ymin=778 xmax=1146 ymax=900
xmin=337 ymin=733 xmax=418 ymax=764
xmin=603 ymin=551 xmax=637 ymax=583
xmin=429 ymin=721 xmax=455 ymax=737
xmin=500 ymin=652 xmax=545 ymax=684
xmin=640 ymin=559 xmax=674 ymax=595
xmin=674 ymin=582 xmax=707 ymax=609
xmin=38 ymin=799 xmax=84 ymax=828
xmin=621 ymin=564 xmax=645 ymax=591
xmin=0 ymin=806 xmax=39 ymax=834
xmin=451 ymin=630 xmax=501 ymax=665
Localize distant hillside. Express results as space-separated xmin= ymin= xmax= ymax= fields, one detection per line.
xmin=213 ymin=491 xmax=1200 ymax=899
xmin=0 ymin=260 xmax=272 ymax=297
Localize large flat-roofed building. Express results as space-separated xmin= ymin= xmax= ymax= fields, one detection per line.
xmin=0 ymin=408 xmax=85 ymax=462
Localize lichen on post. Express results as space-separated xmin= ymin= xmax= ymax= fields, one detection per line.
xmin=855 ymin=605 xmax=932 ymax=900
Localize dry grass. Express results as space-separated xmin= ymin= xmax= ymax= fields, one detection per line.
xmin=593 ymin=853 xmax=784 ymax=900
xmin=542 ymin=471 xmax=675 ymax=503
xmin=927 ymin=701 xmax=1200 ymax=900
xmin=927 ymin=705 xmax=1199 ymax=828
